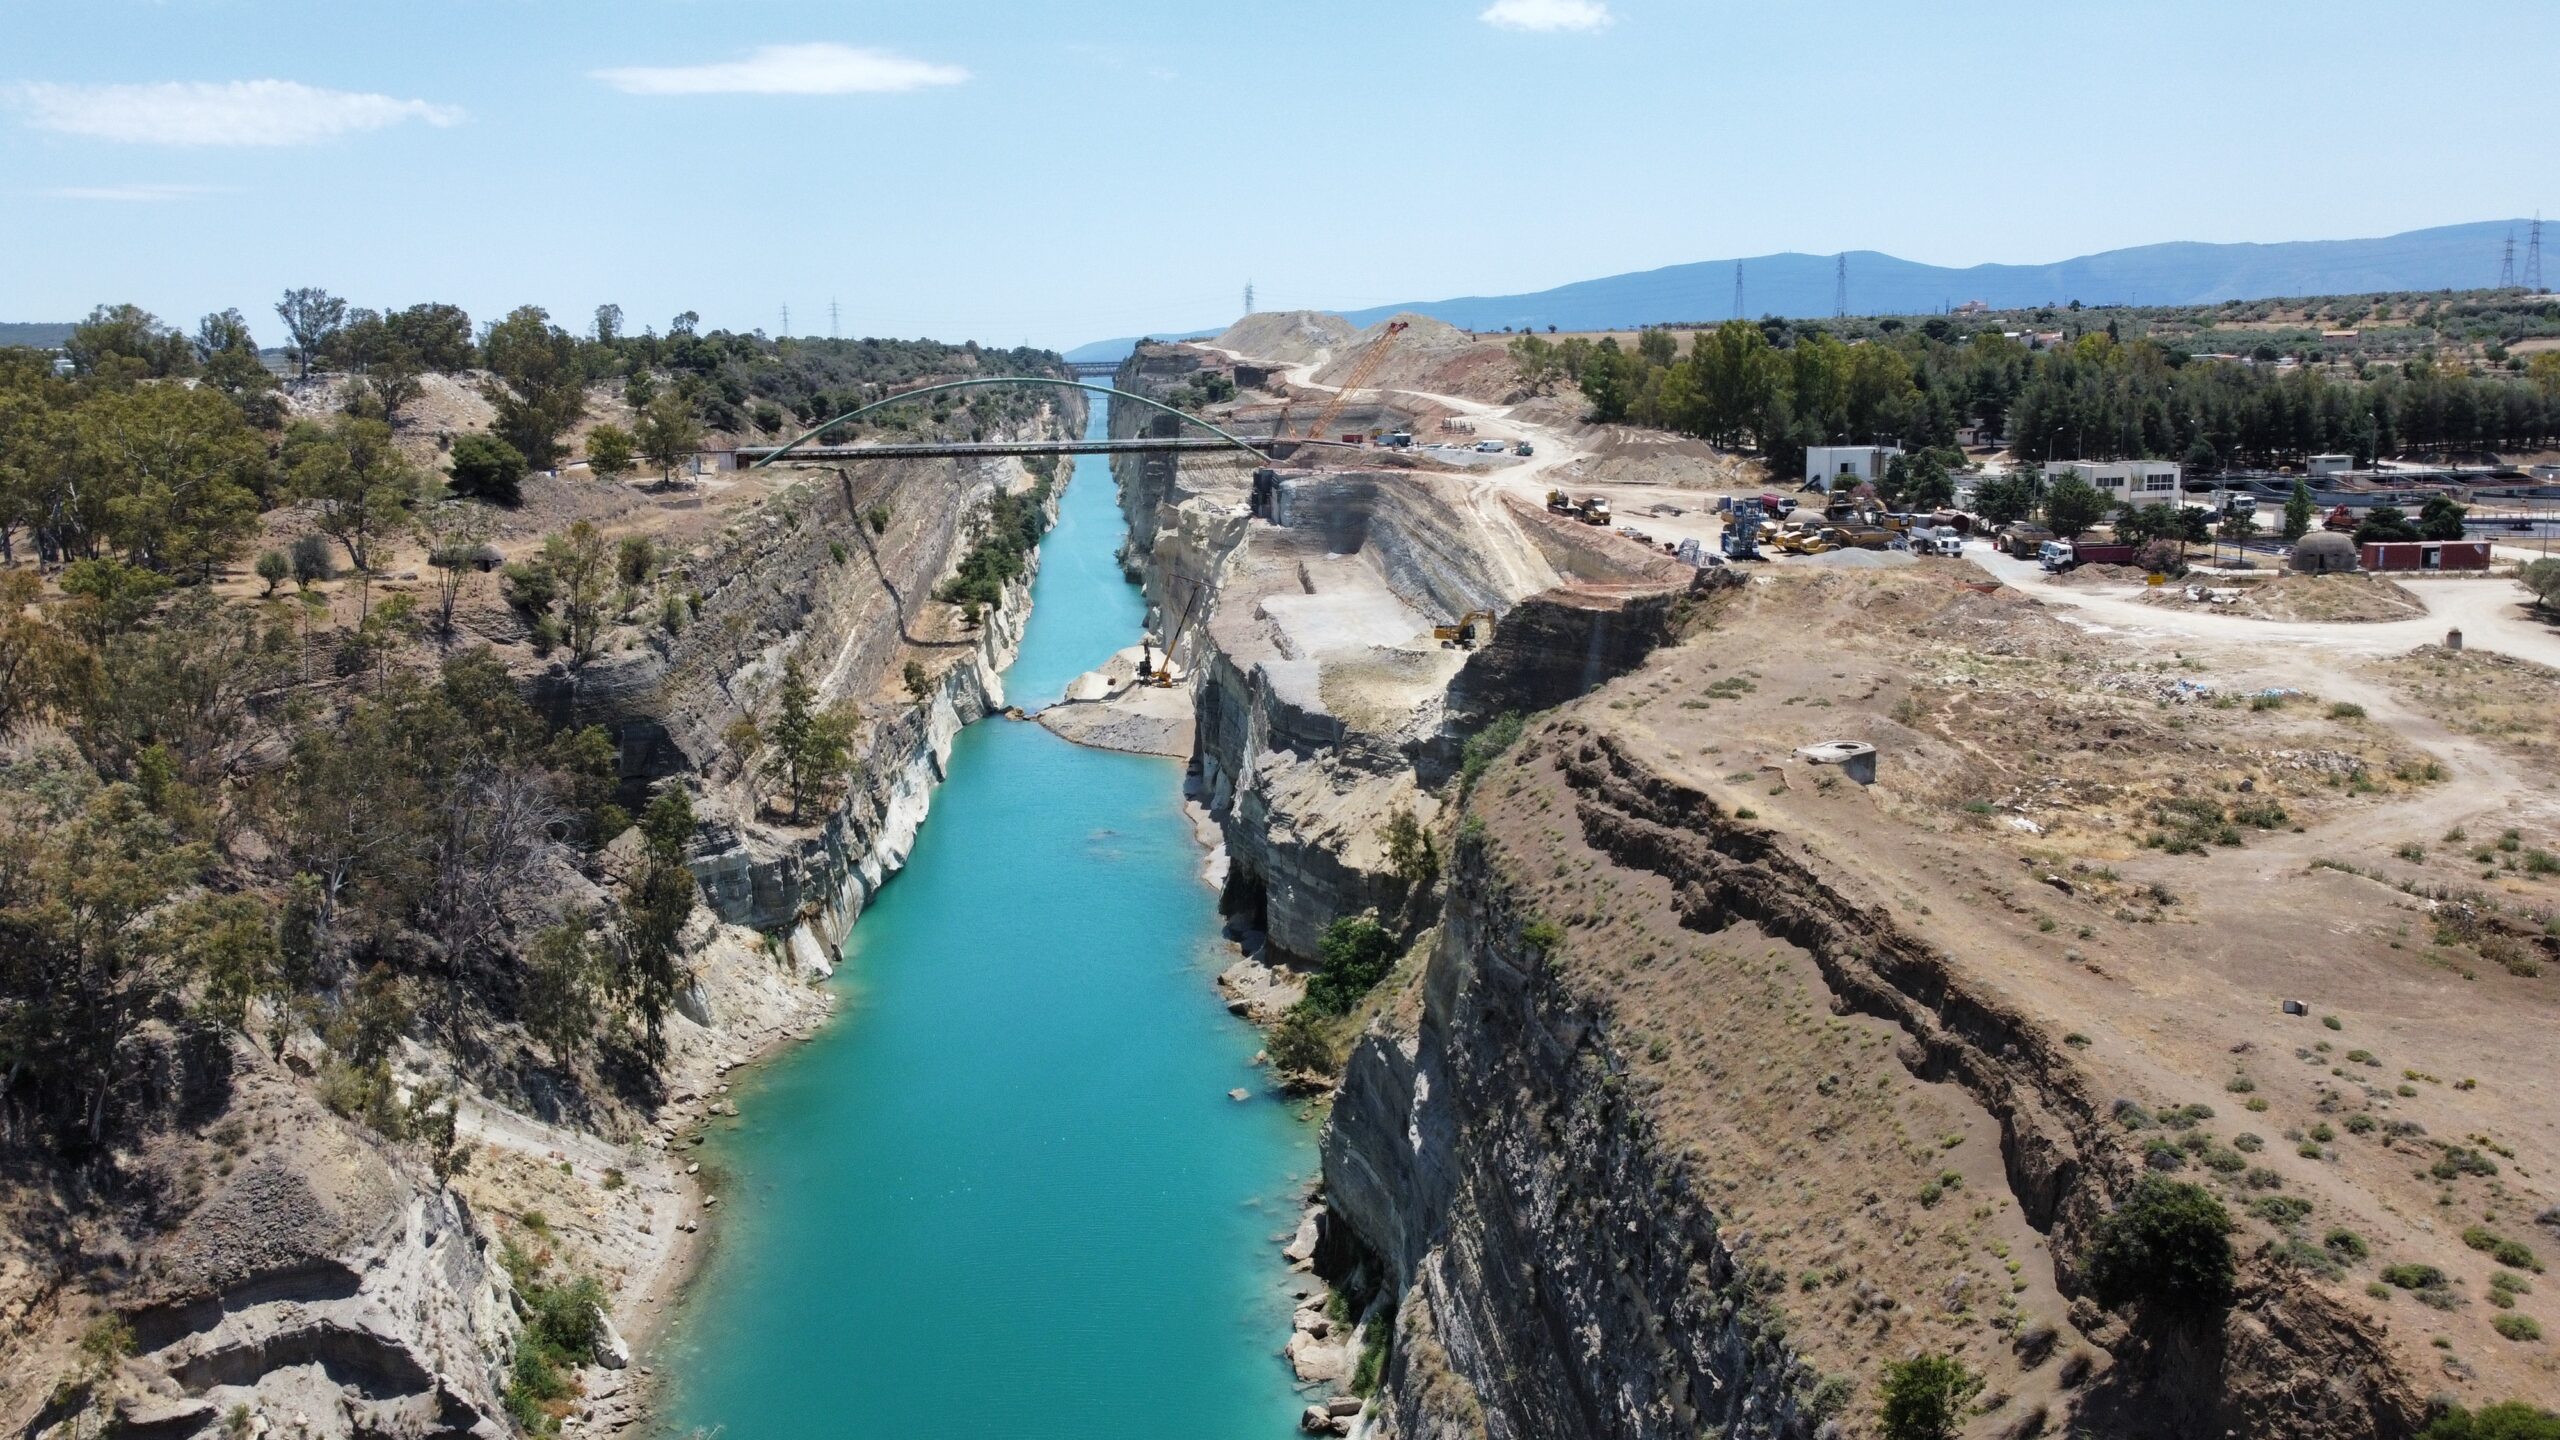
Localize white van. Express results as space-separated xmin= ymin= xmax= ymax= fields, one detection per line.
xmin=2038 ymin=539 xmax=2074 ymax=571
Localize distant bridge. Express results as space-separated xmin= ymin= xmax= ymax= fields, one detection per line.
xmin=739 ymin=435 xmax=1291 ymax=463
xmin=1063 ymin=359 xmax=1121 ymax=378
xmin=752 ymin=376 xmax=1275 ymax=468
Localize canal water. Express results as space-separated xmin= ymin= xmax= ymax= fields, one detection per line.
xmin=666 ymin=399 xmax=1313 ymax=1438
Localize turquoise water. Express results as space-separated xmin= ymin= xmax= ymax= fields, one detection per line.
xmin=666 ymin=402 xmax=1313 ymax=1439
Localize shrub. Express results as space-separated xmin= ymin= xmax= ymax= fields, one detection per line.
xmin=1303 ymin=916 xmax=1398 ymax=1016
xmin=2329 ymin=702 xmax=2367 ymax=719
xmin=2463 ymin=1227 xmax=2543 ymax=1273
xmin=290 ymin=532 xmax=336 ymax=585
xmin=448 ymin=432 xmax=530 ymax=505
xmin=2492 ymin=1314 xmax=2543 ymax=1343
xmin=254 ymin=548 xmax=291 ymax=595
xmin=1458 ymin=712 xmax=1526 ymax=793
xmin=2324 ymin=1228 xmax=2369 ymax=1259
xmin=2084 ymin=1177 xmax=2236 ymax=1319
xmin=1520 ymin=917 xmax=1564 ymax=953
xmin=1382 ymin=808 xmax=1440 ymax=891
xmin=2248 ymin=1195 xmax=2312 ymax=1226
xmin=2381 ymin=1262 xmax=2447 ymax=1290
xmin=615 ymin=535 xmax=656 ymax=587
xmin=1266 ymin=1005 xmax=1338 ymax=1079
xmin=1877 ymin=1351 xmax=1983 ymax=1440
xmin=1349 ymin=1294 xmax=1397 ymax=1396
xmin=2419 ymin=1401 xmax=2560 ymax=1439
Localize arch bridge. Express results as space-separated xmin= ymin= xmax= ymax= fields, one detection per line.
xmin=749 ymin=376 xmax=1286 ymax=469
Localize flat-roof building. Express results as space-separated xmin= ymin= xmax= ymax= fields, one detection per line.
xmin=2051 ymin=460 xmax=2184 ymax=509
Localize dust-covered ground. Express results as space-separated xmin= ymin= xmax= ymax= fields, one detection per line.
xmin=1466 ymin=561 xmax=2560 ymax=1431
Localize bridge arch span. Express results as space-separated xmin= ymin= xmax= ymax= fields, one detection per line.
xmin=751 ymin=376 xmax=1271 ymax=469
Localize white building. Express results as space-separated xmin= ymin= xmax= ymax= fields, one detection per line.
xmin=2051 ymin=460 xmax=2183 ymax=509
xmin=2308 ymin=454 xmax=2355 ymax=478
xmin=1803 ymin=444 xmax=1902 ymax=491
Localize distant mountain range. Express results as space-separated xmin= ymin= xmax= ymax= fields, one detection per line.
xmin=0 ymin=323 xmax=75 ymax=349
xmin=1064 ymin=219 xmax=2537 ymax=361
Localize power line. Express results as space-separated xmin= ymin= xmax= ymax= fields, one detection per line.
xmin=1731 ymin=262 xmax=1744 ymax=321
xmin=1243 ymin=281 xmax=1255 ymax=316
xmin=829 ymin=299 xmax=840 ymax=339
xmin=2499 ymin=230 xmax=2518 ymax=289
xmin=2529 ymin=213 xmax=2545 ymax=293
xmin=1833 ymin=253 xmax=1848 ymax=319
xmin=779 ymin=303 xmax=789 ymax=338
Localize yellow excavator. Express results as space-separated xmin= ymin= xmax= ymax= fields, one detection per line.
xmin=1432 ymin=609 xmax=1497 ymax=649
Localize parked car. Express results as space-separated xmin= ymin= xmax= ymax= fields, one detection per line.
xmin=1474 ymin=439 xmax=1506 ymax=453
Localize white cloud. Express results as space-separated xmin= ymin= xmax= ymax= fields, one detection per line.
xmin=1479 ymin=0 xmax=1614 ymax=32
xmin=13 ymin=80 xmax=462 ymax=146
xmin=592 ymin=42 xmax=969 ymax=96
xmin=40 ymin=183 xmax=232 ymax=202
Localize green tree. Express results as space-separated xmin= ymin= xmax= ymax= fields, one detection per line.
xmin=635 ymin=391 xmax=703 ymax=485
xmin=447 ymin=433 xmax=529 ymax=506
xmin=274 ymin=287 xmax=348 ymax=379
xmin=1971 ymin=471 xmax=2043 ymax=526
xmin=1303 ymin=915 xmax=1398 ymax=1016
xmin=385 ymin=302 xmax=475 ymax=372
xmin=194 ymin=309 xmax=284 ymax=427
xmin=255 ymin=548 xmax=291 ymax=596
xmin=72 ymin=382 xmax=266 ymax=578
xmin=282 ymin=415 xmax=423 ymax=575
xmin=2216 ymin=510 xmax=2259 ymax=562
xmin=1877 ymin=1352 xmax=1983 ymax=1440
xmin=538 ymin=521 xmax=612 ymax=665
xmin=1882 ymin=451 xmax=1955 ymax=511
xmin=422 ymin=505 xmax=492 ymax=636
xmin=2520 ymin=558 xmax=2560 ymax=614
xmin=2283 ymin=477 xmax=2316 ymax=542
xmin=758 ymin=658 xmax=858 ymax=821
xmin=479 ymin=306 xmax=587 ymax=470
xmin=0 ymin=769 xmax=218 ymax=1142
xmin=2041 ymin=475 xmax=2110 ymax=539
xmin=586 ymin=423 xmax=637 ymax=483
xmin=2355 ymin=504 xmax=2421 ymax=545
xmin=2418 ymin=495 xmax=2468 ymax=541
xmin=614 ymin=788 xmax=699 ymax=1065
xmin=1382 ymin=807 xmax=1439 ymax=892
xmin=1507 ymin=335 xmax=1562 ymax=393
xmin=346 ymin=348 xmax=426 ymax=428
xmin=1265 ymin=1005 xmax=1338 ymax=1082
xmin=56 ymin=557 xmax=172 ymax=643
xmin=65 ymin=303 xmax=196 ymax=379
xmin=521 ymin=914 xmax=604 ymax=1061
xmin=2084 ymin=1176 xmax=2236 ymax=1320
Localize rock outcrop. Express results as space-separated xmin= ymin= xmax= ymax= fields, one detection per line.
xmin=54 ymin=1064 xmax=516 ymax=1440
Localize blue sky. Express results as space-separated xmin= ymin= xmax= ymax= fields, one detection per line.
xmin=6 ymin=0 xmax=2556 ymax=349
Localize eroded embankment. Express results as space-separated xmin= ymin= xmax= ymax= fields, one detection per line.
xmin=1322 ymin=720 xmax=2421 ymax=1440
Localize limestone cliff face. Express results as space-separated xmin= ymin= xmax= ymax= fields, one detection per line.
xmin=1323 ymin=836 xmax=1817 ymax=1440
xmin=45 ymin=1063 xmax=518 ymax=1440
xmin=1323 ymin=724 xmax=2425 ymax=1440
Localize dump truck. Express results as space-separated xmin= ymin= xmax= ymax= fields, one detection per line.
xmin=1579 ymin=496 xmax=1612 ymax=526
xmin=1997 ymin=523 xmax=2056 ymax=558
xmin=2039 ymin=538 xmax=2137 ymax=572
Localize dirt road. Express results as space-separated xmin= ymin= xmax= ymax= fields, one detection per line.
xmin=1968 ymin=547 xmax=2560 ymax=670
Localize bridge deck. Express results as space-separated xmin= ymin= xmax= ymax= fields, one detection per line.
xmin=737 ymin=436 xmax=1278 ymax=462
